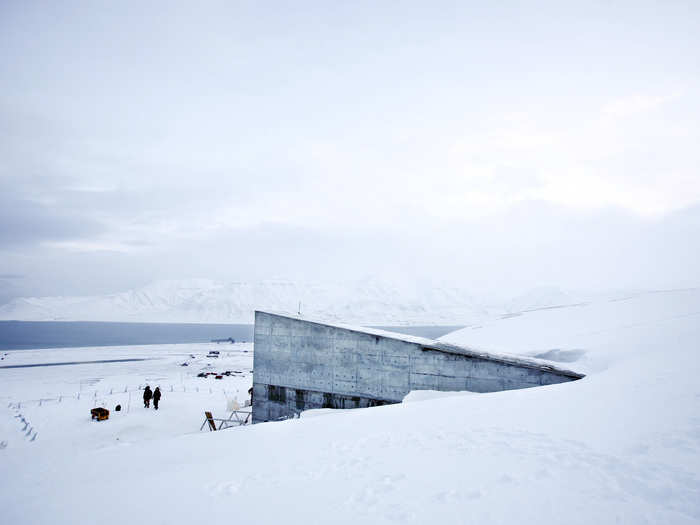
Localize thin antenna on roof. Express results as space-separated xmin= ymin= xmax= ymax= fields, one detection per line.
xmin=298 ymin=301 xmax=302 ymax=315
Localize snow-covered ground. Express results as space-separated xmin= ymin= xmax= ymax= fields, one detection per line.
xmin=1 ymin=288 xmax=699 ymax=524
xmin=0 ymin=343 xmax=254 ymax=451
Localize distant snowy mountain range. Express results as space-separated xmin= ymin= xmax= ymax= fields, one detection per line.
xmin=0 ymin=279 xmax=484 ymax=324
xmin=0 ymin=279 xmax=592 ymax=325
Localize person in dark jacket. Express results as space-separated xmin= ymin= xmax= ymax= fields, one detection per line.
xmin=143 ymin=385 xmax=152 ymax=408
xmin=153 ymin=387 xmax=161 ymax=410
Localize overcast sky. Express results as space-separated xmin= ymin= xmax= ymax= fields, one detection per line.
xmin=1 ymin=1 xmax=699 ymax=303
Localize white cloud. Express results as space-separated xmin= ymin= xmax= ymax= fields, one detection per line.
xmin=2 ymin=3 xmax=700 ymax=298
xmin=601 ymin=92 xmax=679 ymax=118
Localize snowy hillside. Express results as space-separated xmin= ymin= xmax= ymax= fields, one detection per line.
xmin=443 ymin=287 xmax=700 ymax=375
xmin=0 ymin=287 xmax=698 ymax=524
xmin=0 ymin=278 xmax=492 ymax=324
xmin=503 ymin=285 xmax=582 ymax=313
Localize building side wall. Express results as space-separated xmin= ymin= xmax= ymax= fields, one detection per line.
xmin=252 ymin=312 xmax=575 ymax=423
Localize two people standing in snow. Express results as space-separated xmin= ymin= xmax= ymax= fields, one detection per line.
xmin=142 ymin=385 xmax=162 ymax=409
xmin=143 ymin=385 xmax=152 ymax=408
xmin=153 ymin=387 xmax=161 ymax=410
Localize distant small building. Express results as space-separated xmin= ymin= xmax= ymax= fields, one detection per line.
xmin=252 ymin=311 xmax=583 ymax=423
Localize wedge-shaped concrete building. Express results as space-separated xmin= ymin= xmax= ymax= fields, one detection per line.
xmin=252 ymin=310 xmax=584 ymax=423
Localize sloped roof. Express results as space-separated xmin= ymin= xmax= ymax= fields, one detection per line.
xmin=256 ymin=310 xmax=584 ymax=379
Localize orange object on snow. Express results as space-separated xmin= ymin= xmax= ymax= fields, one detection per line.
xmin=90 ymin=407 xmax=110 ymax=421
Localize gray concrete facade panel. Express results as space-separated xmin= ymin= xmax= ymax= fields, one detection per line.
xmin=252 ymin=311 xmax=581 ymax=422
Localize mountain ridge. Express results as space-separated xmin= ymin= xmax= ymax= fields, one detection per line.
xmin=0 ymin=278 xmax=495 ymax=325
xmin=1 ymin=279 xmax=665 ymax=325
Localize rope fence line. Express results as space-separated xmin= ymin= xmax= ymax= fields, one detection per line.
xmin=9 ymin=407 xmax=38 ymax=442
xmin=4 ymin=388 xmax=250 ymax=446
xmin=6 ymin=382 xmax=247 ymax=408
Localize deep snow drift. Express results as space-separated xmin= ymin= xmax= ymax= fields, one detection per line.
xmin=1 ymin=288 xmax=699 ymax=524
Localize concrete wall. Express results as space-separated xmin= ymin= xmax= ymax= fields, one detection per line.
xmin=252 ymin=311 xmax=579 ymax=423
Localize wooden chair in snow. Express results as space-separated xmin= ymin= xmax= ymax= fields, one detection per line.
xmin=204 ymin=411 xmax=216 ymax=431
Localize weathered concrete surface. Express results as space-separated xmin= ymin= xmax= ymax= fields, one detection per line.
xmin=253 ymin=311 xmax=583 ymax=423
